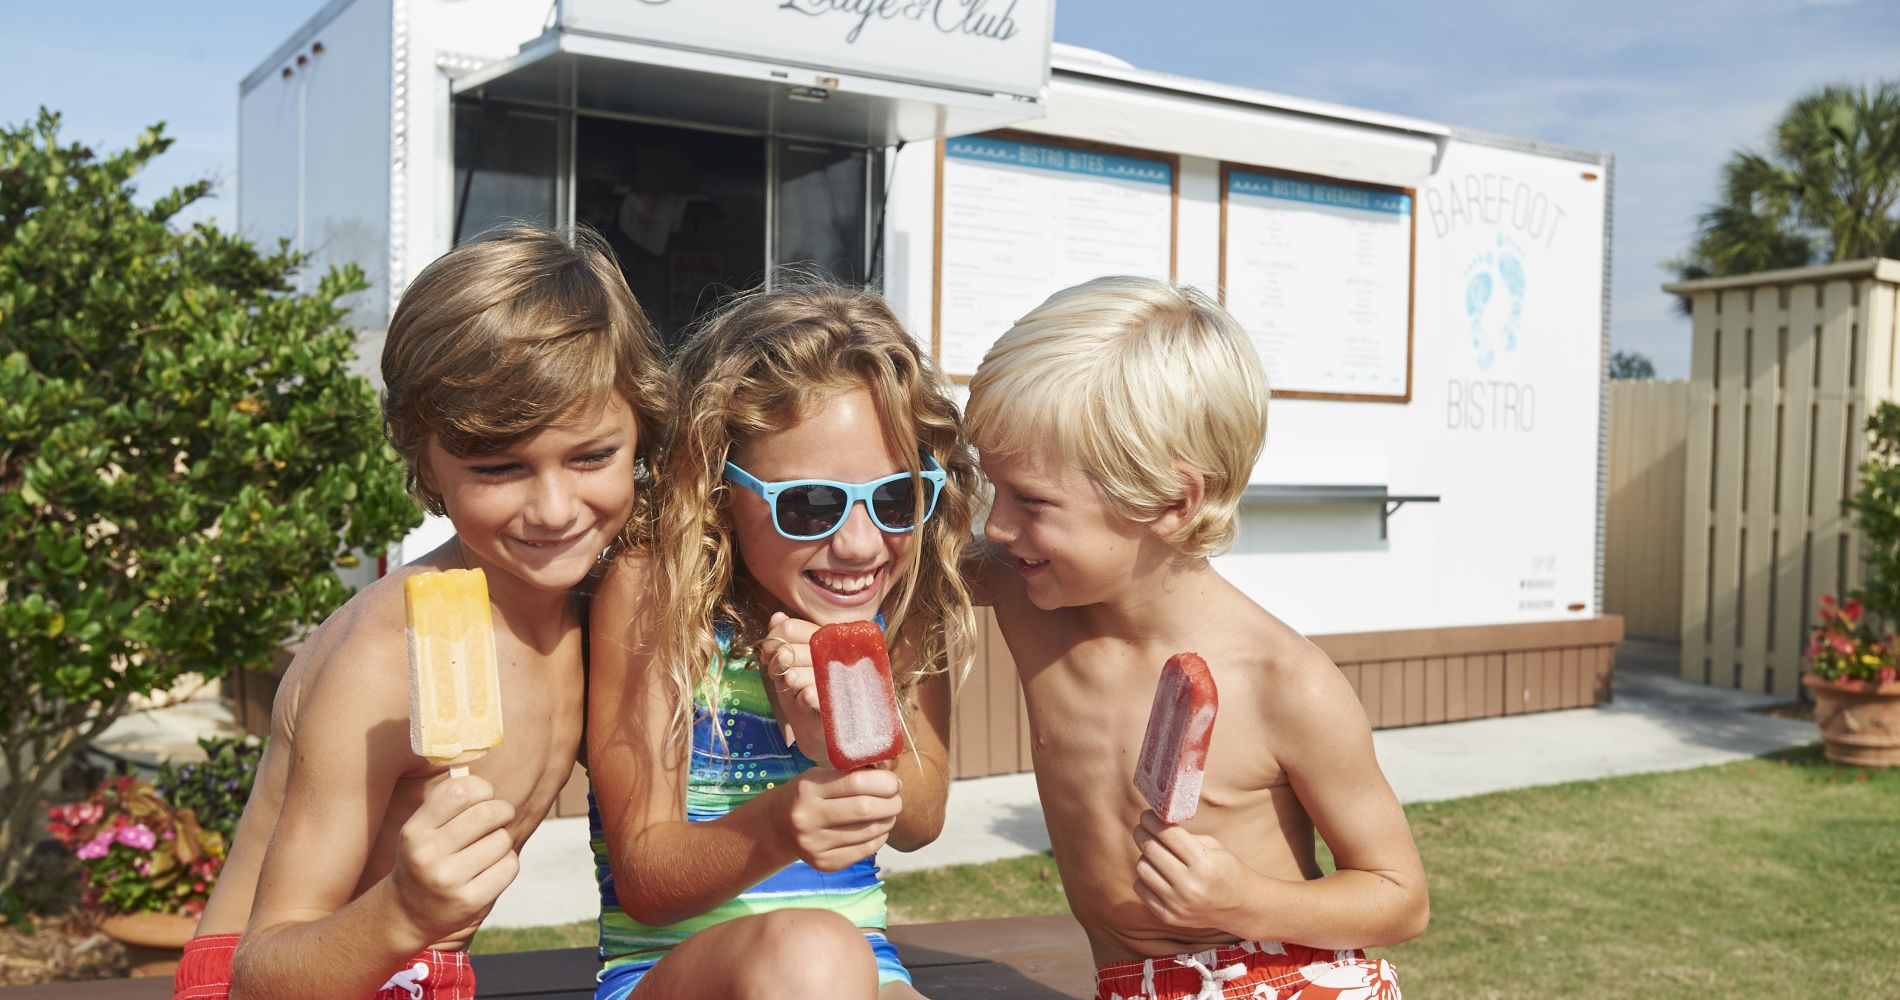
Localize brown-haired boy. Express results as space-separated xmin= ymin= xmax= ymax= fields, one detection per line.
xmin=967 ymin=276 xmax=1427 ymax=1000
xmin=172 ymin=227 xmax=671 ymax=1000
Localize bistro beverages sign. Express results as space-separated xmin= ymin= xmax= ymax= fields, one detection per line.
xmin=561 ymin=0 xmax=1054 ymax=98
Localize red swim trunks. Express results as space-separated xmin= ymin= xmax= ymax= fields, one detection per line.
xmin=171 ymin=934 xmax=477 ymax=1000
xmin=173 ymin=933 xmax=240 ymax=1000
xmin=1093 ymin=939 xmax=1400 ymax=1000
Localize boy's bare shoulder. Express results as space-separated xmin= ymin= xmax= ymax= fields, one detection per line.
xmin=273 ymin=568 xmax=418 ymax=740
xmin=1216 ymin=593 xmax=1357 ymax=724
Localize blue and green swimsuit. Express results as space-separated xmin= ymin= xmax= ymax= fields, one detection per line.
xmin=591 ymin=628 xmax=909 ymax=998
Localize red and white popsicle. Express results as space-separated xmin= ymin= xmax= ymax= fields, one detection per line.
xmin=811 ymin=620 xmax=906 ymax=769
xmin=1133 ymin=652 xmax=1219 ymax=823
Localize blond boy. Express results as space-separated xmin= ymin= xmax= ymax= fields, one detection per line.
xmin=174 ymin=228 xmax=671 ymax=1000
xmin=966 ymin=276 xmax=1426 ymax=1000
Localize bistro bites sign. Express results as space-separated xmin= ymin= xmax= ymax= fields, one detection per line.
xmin=559 ymin=0 xmax=1055 ymax=98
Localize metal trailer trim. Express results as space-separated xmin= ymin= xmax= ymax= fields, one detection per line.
xmin=388 ymin=0 xmax=411 ymax=312
xmin=1596 ymin=153 xmax=1616 ymax=616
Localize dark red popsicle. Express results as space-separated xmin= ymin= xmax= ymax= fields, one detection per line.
xmin=1134 ymin=652 xmax=1219 ymax=822
xmin=811 ymin=620 xmax=905 ymax=769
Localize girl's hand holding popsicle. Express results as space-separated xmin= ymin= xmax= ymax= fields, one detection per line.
xmin=773 ymin=766 xmax=903 ymax=872
xmin=762 ymin=614 xmax=909 ymax=871
xmin=761 ymin=612 xmax=831 ymax=765
xmin=763 ymin=614 xmax=908 ymax=769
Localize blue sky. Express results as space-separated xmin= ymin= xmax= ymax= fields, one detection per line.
xmin=5 ymin=1 xmax=1899 ymax=376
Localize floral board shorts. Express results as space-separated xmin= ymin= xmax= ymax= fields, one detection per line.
xmin=1093 ymin=939 xmax=1400 ymax=1000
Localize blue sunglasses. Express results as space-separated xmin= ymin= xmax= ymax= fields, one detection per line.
xmin=723 ymin=453 xmax=947 ymax=541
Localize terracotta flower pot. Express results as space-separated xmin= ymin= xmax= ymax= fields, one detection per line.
xmin=1803 ymin=674 xmax=1900 ymax=768
xmin=98 ymin=911 xmax=198 ymax=978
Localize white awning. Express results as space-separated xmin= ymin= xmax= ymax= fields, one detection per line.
xmin=1022 ymin=60 xmax=1449 ymax=188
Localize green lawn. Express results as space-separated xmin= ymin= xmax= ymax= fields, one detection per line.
xmin=474 ymin=745 xmax=1900 ymax=998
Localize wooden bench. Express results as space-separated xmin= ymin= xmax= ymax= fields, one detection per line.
xmin=1 ymin=914 xmax=1095 ymax=999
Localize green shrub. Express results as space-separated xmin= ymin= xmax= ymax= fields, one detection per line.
xmin=1850 ymin=401 xmax=1900 ymax=630
xmin=0 ymin=110 xmax=420 ymax=903
xmin=156 ymin=735 xmax=267 ymax=845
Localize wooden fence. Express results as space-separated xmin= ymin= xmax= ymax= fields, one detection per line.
xmin=1666 ymin=258 xmax=1900 ymax=697
xmin=1604 ymin=379 xmax=1688 ymax=639
xmin=947 ymin=611 xmax=1624 ymax=778
xmin=236 ymin=612 xmax=1624 ymax=790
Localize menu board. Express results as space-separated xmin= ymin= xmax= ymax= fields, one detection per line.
xmin=936 ymin=134 xmax=1175 ymax=379
xmin=1222 ymin=167 xmax=1415 ymax=401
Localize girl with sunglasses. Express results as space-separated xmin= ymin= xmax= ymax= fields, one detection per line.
xmin=586 ymin=282 xmax=980 ymax=1000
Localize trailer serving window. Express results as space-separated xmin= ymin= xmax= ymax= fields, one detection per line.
xmin=440 ymin=5 xmax=1052 ymax=344
xmin=452 ymin=97 xmax=877 ymax=345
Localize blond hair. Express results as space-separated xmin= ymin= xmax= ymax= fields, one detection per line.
xmin=655 ymin=281 xmax=979 ymax=739
xmin=966 ymin=275 xmax=1267 ymax=558
xmin=381 ymin=226 xmax=672 ymax=543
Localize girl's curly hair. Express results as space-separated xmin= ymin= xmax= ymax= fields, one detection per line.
xmin=651 ymin=279 xmax=979 ymax=741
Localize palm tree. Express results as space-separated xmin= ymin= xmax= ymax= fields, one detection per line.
xmin=1675 ymin=82 xmax=1900 ymax=282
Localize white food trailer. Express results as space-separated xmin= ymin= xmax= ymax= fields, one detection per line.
xmin=240 ymin=0 xmax=1620 ymax=753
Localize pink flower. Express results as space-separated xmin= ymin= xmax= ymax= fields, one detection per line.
xmin=1821 ymin=594 xmax=1838 ymax=609
xmin=1844 ymin=598 xmax=1864 ymax=623
xmin=75 ymin=833 xmax=112 ymax=861
xmin=1880 ymin=667 xmax=1897 ymax=685
xmin=116 ymin=823 xmax=157 ymax=851
xmin=134 ymin=859 xmax=150 ymax=876
xmin=1832 ymin=634 xmax=1858 ymax=656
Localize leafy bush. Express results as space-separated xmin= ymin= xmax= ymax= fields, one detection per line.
xmin=1608 ymin=350 xmax=1656 ymax=380
xmin=0 ymin=109 xmax=419 ymax=903
xmin=155 ymin=735 xmax=266 ymax=845
xmin=1849 ymin=402 xmax=1900 ymax=630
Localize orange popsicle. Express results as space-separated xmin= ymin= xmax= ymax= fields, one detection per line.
xmin=405 ymin=568 xmax=503 ymax=777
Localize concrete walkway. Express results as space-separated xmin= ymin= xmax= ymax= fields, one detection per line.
xmin=480 ymin=639 xmax=1820 ymax=927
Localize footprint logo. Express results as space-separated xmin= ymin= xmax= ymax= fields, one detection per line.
xmin=1463 ymin=234 xmax=1527 ymax=371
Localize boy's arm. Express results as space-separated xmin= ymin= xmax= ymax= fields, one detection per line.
xmin=589 ymin=557 xmax=904 ymax=927
xmin=230 ymin=634 xmax=517 ymax=1000
xmin=1133 ymin=651 xmax=1428 ymax=950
